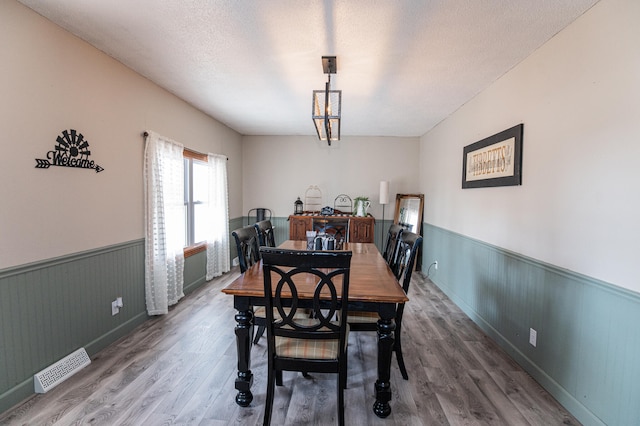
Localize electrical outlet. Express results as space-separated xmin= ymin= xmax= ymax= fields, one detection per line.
xmin=529 ymin=328 xmax=537 ymax=347
xmin=434 ymin=260 xmax=438 ymax=270
xmin=116 ymin=297 xmax=123 ymax=308
xmin=111 ymin=300 xmax=120 ymax=316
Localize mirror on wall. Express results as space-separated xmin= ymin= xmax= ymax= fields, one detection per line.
xmin=393 ymin=194 xmax=424 ymax=235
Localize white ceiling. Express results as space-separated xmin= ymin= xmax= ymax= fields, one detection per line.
xmin=18 ymin=0 xmax=599 ymax=138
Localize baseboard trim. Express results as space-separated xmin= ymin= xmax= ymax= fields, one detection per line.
xmin=0 ymin=310 xmax=147 ymax=415
xmin=433 ymin=277 xmax=606 ymax=426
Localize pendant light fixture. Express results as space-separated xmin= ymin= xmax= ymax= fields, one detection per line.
xmin=312 ymin=56 xmax=341 ymax=145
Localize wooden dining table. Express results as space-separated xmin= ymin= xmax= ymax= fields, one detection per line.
xmin=222 ymin=240 xmax=408 ymax=418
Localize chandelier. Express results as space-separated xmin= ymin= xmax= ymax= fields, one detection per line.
xmin=312 ymin=56 xmax=341 ymax=145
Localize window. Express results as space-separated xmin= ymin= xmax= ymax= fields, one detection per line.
xmin=183 ymin=149 xmax=209 ymax=255
xmin=144 ymin=131 xmax=230 ymax=315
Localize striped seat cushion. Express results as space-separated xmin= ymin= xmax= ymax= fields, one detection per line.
xmin=275 ymin=318 xmax=348 ymax=360
xmin=254 ymin=306 xmax=310 ymax=320
xmin=275 ymin=336 xmax=340 ymax=360
xmin=346 ymin=311 xmax=379 ymax=324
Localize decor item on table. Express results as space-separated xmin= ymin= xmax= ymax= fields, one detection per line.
xmin=314 ymin=233 xmax=336 ymax=251
xmin=321 ymin=206 xmax=334 ymax=216
xmin=312 ymin=56 xmax=341 ymax=145
xmin=306 ymin=230 xmax=317 ymax=250
xmin=333 ymin=194 xmax=352 ymax=214
xmin=462 ymin=123 xmax=523 ymax=189
xmin=304 ymin=185 xmax=323 ymax=212
xmin=379 ymin=181 xmax=390 ymax=245
xmin=353 ymin=196 xmax=371 ymax=217
xmin=294 ymin=197 xmax=303 ymax=215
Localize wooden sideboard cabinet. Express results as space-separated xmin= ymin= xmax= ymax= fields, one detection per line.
xmin=289 ymin=215 xmax=313 ymax=241
xmin=288 ymin=214 xmax=375 ymax=243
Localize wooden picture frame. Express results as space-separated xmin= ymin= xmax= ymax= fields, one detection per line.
xmin=393 ymin=194 xmax=424 ymax=235
xmin=462 ymin=123 xmax=523 ymax=189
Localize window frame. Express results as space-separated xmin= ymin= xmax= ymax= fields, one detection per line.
xmin=183 ymin=148 xmax=208 ymax=258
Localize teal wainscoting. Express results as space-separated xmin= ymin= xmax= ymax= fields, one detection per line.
xmin=0 ymin=218 xmax=241 ymax=414
xmin=422 ymin=223 xmax=640 ymax=426
xmin=0 ymin=240 xmax=147 ymax=413
xmin=374 ymin=218 xmax=390 ymax=253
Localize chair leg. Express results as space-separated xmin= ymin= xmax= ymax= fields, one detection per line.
xmin=337 ymin=371 xmax=345 ymax=426
xmin=341 ymin=356 xmax=348 ymax=389
xmin=264 ymin=362 xmax=275 ymax=426
xmin=394 ymin=322 xmax=409 ymax=380
xmin=395 ymin=345 xmax=408 ymax=380
xmin=276 ymin=369 xmax=283 ymax=386
xmin=342 ymin=353 xmax=347 ymax=389
xmin=253 ymin=325 xmax=265 ymax=344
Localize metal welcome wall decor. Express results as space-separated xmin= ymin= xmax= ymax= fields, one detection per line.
xmin=462 ymin=123 xmax=523 ymax=189
xmin=35 ymin=129 xmax=105 ymax=173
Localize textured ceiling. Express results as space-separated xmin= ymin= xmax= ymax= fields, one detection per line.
xmin=18 ymin=0 xmax=599 ymax=137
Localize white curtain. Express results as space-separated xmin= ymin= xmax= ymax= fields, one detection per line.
xmin=144 ymin=131 xmax=185 ymax=315
xmin=205 ymin=153 xmax=230 ymax=280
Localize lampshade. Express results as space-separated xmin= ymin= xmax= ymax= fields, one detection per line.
xmin=380 ymin=181 xmax=390 ymax=205
xmin=312 ymin=56 xmax=341 ymax=145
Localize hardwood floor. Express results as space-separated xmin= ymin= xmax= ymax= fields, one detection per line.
xmin=0 ymin=268 xmax=580 ymax=425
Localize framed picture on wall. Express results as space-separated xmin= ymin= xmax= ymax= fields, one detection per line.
xmin=462 ymin=123 xmax=523 ymax=189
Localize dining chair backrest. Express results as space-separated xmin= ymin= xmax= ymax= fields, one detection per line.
xmin=260 ymin=248 xmax=352 ymax=342
xmin=254 ymin=219 xmax=276 ymax=248
xmin=393 ymin=231 xmax=423 ymax=292
xmin=231 ymin=225 xmax=260 ymax=273
xmin=383 ymin=224 xmax=404 ymax=269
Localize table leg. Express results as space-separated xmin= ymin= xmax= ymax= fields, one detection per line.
xmin=374 ymin=316 xmax=395 ymax=418
xmin=234 ymin=308 xmax=254 ymax=406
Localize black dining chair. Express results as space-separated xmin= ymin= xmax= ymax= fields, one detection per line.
xmin=260 ymin=247 xmax=352 ymax=426
xmin=347 ymin=230 xmax=422 ymax=380
xmin=231 ymin=225 xmax=261 ymax=273
xmin=232 ymin=225 xmax=269 ymax=345
xmin=255 ymin=219 xmax=276 ymax=248
xmin=382 ymin=224 xmax=404 ymax=272
xmin=252 ymin=219 xmax=276 ymax=343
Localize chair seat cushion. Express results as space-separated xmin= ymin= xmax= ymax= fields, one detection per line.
xmin=275 ymin=336 xmax=340 ymax=360
xmin=347 ymin=311 xmax=379 ymax=324
xmin=275 ymin=320 xmax=349 ymax=360
xmin=254 ymin=306 xmax=310 ymax=320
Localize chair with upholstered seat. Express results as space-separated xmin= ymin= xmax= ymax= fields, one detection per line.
xmin=254 ymin=219 xmax=276 ymax=248
xmin=382 ymin=224 xmax=404 ymax=273
xmin=260 ymin=247 xmax=352 ymax=426
xmin=347 ymin=230 xmax=422 ymax=380
xmin=252 ymin=219 xmax=276 ymax=343
xmin=232 ymin=225 xmax=268 ymax=345
xmin=231 ymin=225 xmax=260 ymax=273
xmin=252 ymin=220 xmax=313 ymax=345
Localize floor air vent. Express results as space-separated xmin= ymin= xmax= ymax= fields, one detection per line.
xmin=34 ymin=347 xmax=91 ymax=393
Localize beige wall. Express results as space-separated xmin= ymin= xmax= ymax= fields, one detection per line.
xmin=241 ymin=135 xmax=420 ymax=219
xmin=0 ymin=1 xmax=243 ymax=269
xmin=419 ymin=0 xmax=640 ymax=292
